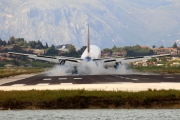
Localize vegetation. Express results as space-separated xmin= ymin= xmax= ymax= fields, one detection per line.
xmin=172 ymin=42 xmax=178 ymax=48
xmin=0 ymin=68 xmax=45 ymax=78
xmin=123 ymin=45 xmax=154 ymax=57
xmin=130 ymin=66 xmax=180 ymax=74
xmin=0 ymin=59 xmax=55 ymax=78
xmin=45 ymin=44 xmax=58 ymax=56
xmin=1 ymin=36 xmax=179 ymax=57
xmin=0 ymin=89 xmax=180 ymax=109
xmin=104 ymin=44 xmax=154 ymax=57
xmin=0 ymin=36 xmax=87 ymax=57
xmin=0 ymin=36 xmax=179 ymax=77
xmin=0 ymin=57 xmax=55 ymax=67
xmin=0 ymin=56 xmax=55 ymax=78
xmin=61 ymin=45 xmax=86 ymax=57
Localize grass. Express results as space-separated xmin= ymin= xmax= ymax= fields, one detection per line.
xmin=131 ymin=66 xmax=180 ymax=74
xmin=0 ymin=68 xmax=45 ymax=78
xmin=0 ymin=89 xmax=180 ymax=109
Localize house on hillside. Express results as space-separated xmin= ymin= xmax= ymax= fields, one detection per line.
xmin=3 ymin=46 xmax=13 ymax=50
xmin=101 ymin=51 xmax=111 ymax=57
xmin=112 ymin=51 xmax=127 ymax=57
xmin=141 ymin=46 xmax=149 ymax=49
xmin=147 ymin=62 xmax=156 ymax=66
xmin=4 ymin=64 xmax=15 ymax=68
xmin=152 ymin=48 xmax=179 ymax=56
xmin=31 ymin=49 xmax=45 ymax=55
xmin=22 ymin=47 xmax=33 ymax=53
xmin=58 ymin=45 xmax=69 ymax=52
xmin=133 ymin=61 xmax=143 ymax=67
xmin=171 ymin=62 xmax=180 ymax=67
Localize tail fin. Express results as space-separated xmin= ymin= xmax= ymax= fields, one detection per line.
xmin=87 ymin=24 xmax=90 ymax=55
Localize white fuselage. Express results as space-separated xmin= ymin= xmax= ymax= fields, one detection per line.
xmin=81 ymin=45 xmax=101 ymax=59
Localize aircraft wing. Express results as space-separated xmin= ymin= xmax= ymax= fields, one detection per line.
xmin=9 ymin=52 xmax=170 ymax=66
xmin=91 ymin=54 xmax=170 ymax=64
xmin=116 ymin=54 xmax=170 ymax=64
xmin=8 ymin=52 xmax=82 ymax=64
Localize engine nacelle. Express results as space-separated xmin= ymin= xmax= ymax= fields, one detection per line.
xmin=103 ymin=59 xmax=116 ymax=68
xmin=59 ymin=60 xmax=65 ymax=65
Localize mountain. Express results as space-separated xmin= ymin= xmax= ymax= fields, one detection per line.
xmin=0 ymin=0 xmax=180 ymax=49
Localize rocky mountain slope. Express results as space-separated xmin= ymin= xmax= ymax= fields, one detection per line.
xmin=0 ymin=0 xmax=180 ymax=48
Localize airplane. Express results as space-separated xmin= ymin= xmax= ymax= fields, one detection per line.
xmin=8 ymin=25 xmax=170 ymax=74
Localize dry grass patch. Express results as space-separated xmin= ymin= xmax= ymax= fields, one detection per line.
xmin=0 ymin=68 xmax=45 ymax=78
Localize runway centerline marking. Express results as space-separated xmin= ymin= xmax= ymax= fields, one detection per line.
xmin=43 ymin=78 xmax=52 ymax=81
xmin=59 ymin=78 xmax=67 ymax=80
xmin=37 ymin=83 xmax=49 ymax=85
xmin=11 ymin=84 xmax=25 ymax=86
xmin=131 ymin=79 xmax=139 ymax=81
xmin=74 ymin=78 xmax=82 ymax=79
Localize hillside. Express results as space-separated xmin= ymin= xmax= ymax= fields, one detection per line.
xmin=0 ymin=0 xmax=180 ymax=48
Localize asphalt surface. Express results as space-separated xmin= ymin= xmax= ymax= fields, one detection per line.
xmin=1 ymin=74 xmax=180 ymax=86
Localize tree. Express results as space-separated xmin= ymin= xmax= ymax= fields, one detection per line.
xmin=68 ymin=44 xmax=76 ymax=52
xmin=51 ymin=44 xmax=55 ymax=49
xmin=133 ymin=44 xmax=141 ymax=51
xmin=112 ymin=45 xmax=117 ymax=52
xmin=23 ymin=41 xmax=28 ymax=47
xmin=0 ymin=38 xmax=2 ymax=46
xmin=15 ymin=38 xmax=25 ymax=46
xmin=103 ymin=48 xmax=113 ymax=55
xmin=16 ymin=38 xmax=24 ymax=43
xmin=152 ymin=45 xmax=156 ymax=48
xmin=45 ymin=44 xmax=58 ymax=56
xmin=18 ymin=41 xmax=25 ymax=46
xmin=160 ymin=45 xmax=164 ymax=48
xmin=45 ymin=42 xmax=48 ymax=48
xmin=8 ymin=36 xmax=15 ymax=44
xmin=37 ymin=40 xmax=44 ymax=49
xmin=12 ymin=60 xmax=20 ymax=66
xmin=35 ymin=45 xmax=41 ymax=49
xmin=3 ymin=41 xmax=7 ymax=46
xmin=172 ymin=42 xmax=178 ymax=48
xmin=28 ymin=41 xmax=37 ymax=48
xmin=12 ymin=45 xmax=23 ymax=52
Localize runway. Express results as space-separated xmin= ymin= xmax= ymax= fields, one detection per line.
xmin=0 ymin=73 xmax=180 ymax=91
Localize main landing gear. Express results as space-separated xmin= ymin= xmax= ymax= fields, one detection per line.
xmin=72 ymin=66 xmax=78 ymax=74
xmin=114 ymin=63 xmax=120 ymax=69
